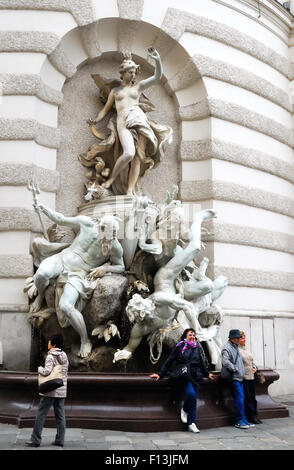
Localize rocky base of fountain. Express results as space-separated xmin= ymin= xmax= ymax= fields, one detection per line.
xmin=0 ymin=370 xmax=288 ymax=431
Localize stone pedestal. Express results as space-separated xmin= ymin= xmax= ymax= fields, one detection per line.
xmin=0 ymin=370 xmax=288 ymax=431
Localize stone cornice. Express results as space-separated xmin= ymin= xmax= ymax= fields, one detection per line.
xmin=0 ymin=254 xmax=33 ymax=278
xmin=0 ymin=119 xmax=60 ymax=149
xmin=159 ymin=7 xmax=291 ymax=78
xmin=0 ymin=208 xmax=49 ymax=232
xmin=210 ymin=265 xmax=294 ymax=291
xmin=212 ymin=0 xmax=292 ymax=42
xmin=180 ymin=138 xmax=294 ymax=185
xmin=224 ymin=309 xmax=294 ymax=319
xmin=0 ymin=74 xmax=63 ymax=105
xmin=0 ymin=304 xmax=29 ymax=313
xmin=168 ymin=54 xmax=291 ymax=112
xmin=0 ymin=163 xmax=59 ymax=192
xmin=0 ymin=31 xmax=60 ymax=54
xmin=180 ymin=98 xmax=292 ymax=148
xmin=180 ymin=180 xmax=294 ymax=218
xmin=0 ymin=0 xmax=95 ymax=26
xmin=203 ymin=219 xmax=294 ymax=255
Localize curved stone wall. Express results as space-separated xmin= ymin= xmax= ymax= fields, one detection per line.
xmin=0 ymin=0 xmax=293 ymax=394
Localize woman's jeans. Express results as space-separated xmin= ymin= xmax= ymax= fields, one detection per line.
xmin=31 ymin=397 xmax=66 ymax=445
xmin=230 ymin=380 xmax=247 ymax=423
xmin=182 ymin=381 xmax=199 ymax=425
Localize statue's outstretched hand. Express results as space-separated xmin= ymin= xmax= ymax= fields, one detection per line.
xmin=148 ymin=47 xmax=160 ymax=61
xmin=88 ymin=266 xmax=106 ymax=279
xmin=33 ymin=202 xmax=45 ymax=213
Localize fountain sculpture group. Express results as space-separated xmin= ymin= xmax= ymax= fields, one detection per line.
xmin=24 ymin=48 xmax=228 ymax=373
xmin=0 ymin=47 xmax=286 ymax=432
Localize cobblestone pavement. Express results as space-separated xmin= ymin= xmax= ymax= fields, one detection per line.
xmin=1 ymin=395 xmax=294 ymax=451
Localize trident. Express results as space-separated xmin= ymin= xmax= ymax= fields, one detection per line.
xmin=27 ymin=179 xmax=49 ymax=241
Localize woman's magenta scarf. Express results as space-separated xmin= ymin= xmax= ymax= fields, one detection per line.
xmin=176 ymin=339 xmax=197 ymax=354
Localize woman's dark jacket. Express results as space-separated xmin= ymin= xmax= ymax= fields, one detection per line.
xmin=158 ymin=343 xmax=210 ymax=385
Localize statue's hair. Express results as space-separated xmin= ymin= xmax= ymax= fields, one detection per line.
xmin=99 ymin=215 xmax=120 ymax=230
xmin=93 ymin=215 xmax=121 ymax=232
xmin=119 ymin=51 xmax=140 ymax=77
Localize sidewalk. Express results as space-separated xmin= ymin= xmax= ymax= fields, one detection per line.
xmin=1 ymin=395 xmax=294 ymax=451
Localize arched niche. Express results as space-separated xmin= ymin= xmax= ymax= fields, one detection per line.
xmin=56 ymin=51 xmax=180 ymax=215
xmin=49 ymin=19 xmax=208 ymax=218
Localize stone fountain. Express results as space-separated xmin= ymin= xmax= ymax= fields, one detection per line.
xmin=0 ymin=48 xmax=287 ymax=430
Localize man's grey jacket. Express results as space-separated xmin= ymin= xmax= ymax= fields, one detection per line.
xmin=221 ymin=341 xmax=244 ymax=382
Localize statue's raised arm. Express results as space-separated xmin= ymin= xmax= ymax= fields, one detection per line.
xmin=34 ymin=203 xmax=82 ymax=231
xmin=138 ymin=47 xmax=163 ymax=91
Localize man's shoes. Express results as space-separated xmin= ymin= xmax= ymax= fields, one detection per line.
xmin=188 ymin=423 xmax=200 ymax=433
xmin=235 ymin=421 xmax=250 ymax=429
xmin=180 ymin=408 xmax=188 ymax=424
xmin=52 ymin=441 xmax=64 ymax=447
xmin=25 ymin=440 xmax=40 ymax=447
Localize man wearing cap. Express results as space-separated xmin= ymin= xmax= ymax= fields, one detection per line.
xmin=221 ymin=329 xmax=255 ymax=429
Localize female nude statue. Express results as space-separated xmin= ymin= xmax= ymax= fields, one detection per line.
xmin=86 ymin=48 xmax=172 ymax=196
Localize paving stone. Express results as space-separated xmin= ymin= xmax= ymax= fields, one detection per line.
xmin=100 ymin=430 xmax=125 ymax=435
xmin=151 ymin=439 xmax=177 ymax=446
xmin=178 ymin=443 xmax=206 ymax=450
xmin=0 ymin=396 xmax=294 ymax=451
xmin=83 ymin=431 xmax=106 ymax=439
xmin=157 ymin=445 xmax=180 ymax=450
xmin=105 ymin=435 xmax=132 ymax=442
xmin=86 ymin=443 xmax=110 ymax=450
xmin=130 ymin=437 xmax=153 ymax=443
xmin=173 ymin=437 xmax=199 ymax=444
xmin=133 ymin=442 xmax=158 ymax=450
xmin=167 ymin=432 xmax=190 ymax=438
xmin=109 ymin=444 xmax=135 ymax=450
xmin=260 ymin=436 xmax=283 ymax=442
xmin=0 ymin=444 xmax=13 ymax=450
xmin=202 ymin=445 xmax=227 ymax=450
xmin=64 ymin=441 xmax=86 ymax=449
xmin=85 ymin=438 xmax=106 ymax=443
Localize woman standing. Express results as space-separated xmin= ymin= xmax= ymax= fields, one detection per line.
xmin=239 ymin=331 xmax=262 ymax=424
xmin=26 ymin=334 xmax=69 ymax=447
xmin=150 ymin=328 xmax=214 ymax=433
